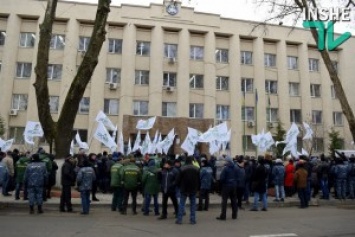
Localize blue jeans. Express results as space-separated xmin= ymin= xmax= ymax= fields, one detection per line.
xmin=320 ymin=178 xmax=329 ymax=199
xmin=177 ymin=193 xmax=196 ymax=223
xmin=253 ymin=192 xmax=267 ymax=210
xmin=274 ymin=185 xmax=285 ymax=200
xmin=80 ymin=190 xmax=91 ymax=214
xmin=144 ymin=193 xmax=159 ymax=215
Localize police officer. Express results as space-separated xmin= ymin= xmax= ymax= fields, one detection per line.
xmin=347 ymin=155 xmax=355 ymax=199
xmin=24 ymin=154 xmax=47 ymax=214
xmin=333 ymin=158 xmax=348 ymax=201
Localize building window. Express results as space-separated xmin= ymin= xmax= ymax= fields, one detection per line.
xmin=331 ymin=85 xmax=337 ymax=99
xmin=162 ymin=102 xmax=176 ymax=117
xmin=215 ymin=48 xmax=229 ymax=63
xmin=47 ymin=64 xmax=62 ymax=80
xmin=133 ymin=101 xmax=148 ymax=116
xmin=78 ymin=97 xmax=90 ymax=114
xmin=333 ymin=112 xmax=343 ymax=126
xmin=0 ymin=31 xmax=6 ymax=45
xmin=265 ymin=80 xmax=278 ymax=94
xmin=310 ymin=84 xmax=321 ymax=97
xmin=136 ymin=41 xmax=150 ymax=56
xmin=16 ymin=62 xmax=32 ymax=78
xmin=266 ymin=108 xmax=278 ymax=122
xmin=309 ymin=58 xmax=319 ymax=71
xmin=79 ymin=36 xmax=90 ymax=51
xmin=312 ymin=138 xmax=324 ymax=153
xmin=12 ymin=94 xmax=28 ymax=110
xmin=241 ymin=51 xmax=252 ymax=65
xmin=190 ymin=46 xmax=204 ymax=60
xmin=290 ymin=109 xmax=302 ymax=123
xmin=216 ymin=76 xmax=229 ymax=90
xmin=189 ymin=74 xmax=204 ymax=89
xmin=108 ymin=38 xmax=122 ymax=54
xmin=163 ymin=72 xmax=177 ymax=87
xmin=50 ymin=34 xmax=65 ymax=50
xmin=241 ymin=78 xmax=254 ymax=93
xmin=312 ymin=110 xmax=323 ymax=124
xmin=189 ymin=103 xmax=204 ymax=118
xmin=9 ymin=127 xmax=25 ymax=144
xmin=106 ymin=68 xmax=121 ymax=84
xmin=164 ymin=43 xmax=178 ymax=58
xmin=242 ymin=135 xmax=256 ymax=151
xmin=264 ymin=53 xmax=276 ymax=67
xmin=19 ymin=32 xmax=35 ymax=47
xmin=72 ymin=129 xmax=88 ymax=146
xmin=49 ymin=96 xmax=59 ymax=113
xmin=135 ymin=70 xmax=149 ymax=85
xmin=331 ymin=60 xmax=338 ymax=73
xmin=287 ymin=56 xmax=298 ymax=70
xmin=289 ymin=82 xmax=300 ymax=96
xmin=242 ymin=106 xmax=255 ymax=121
xmin=216 ymin=105 xmax=230 ymax=121
xmin=104 ymin=99 xmax=119 ymax=115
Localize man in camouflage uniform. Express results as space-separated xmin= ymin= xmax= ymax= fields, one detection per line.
xmin=24 ymin=154 xmax=47 ymax=214
xmin=333 ymin=158 xmax=348 ymax=201
xmin=347 ymin=155 xmax=355 ymax=199
xmin=77 ymin=159 xmax=96 ymax=215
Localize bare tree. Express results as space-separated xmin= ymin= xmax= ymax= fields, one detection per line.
xmin=254 ymin=0 xmax=355 ymax=144
xmin=34 ymin=0 xmax=111 ymax=158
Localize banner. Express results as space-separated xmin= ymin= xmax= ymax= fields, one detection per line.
xmin=132 ymin=130 xmax=141 ymax=152
xmin=95 ymin=110 xmax=116 ymax=131
xmin=252 ymin=129 xmax=275 ymax=152
xmin=75 ymin=132 xmax=89 ymax=149
xmin=118 ymin=131 xmax=124 ymax=154
xmin=93 ymin=122 xmax=117 ymax=152
xmin=136 ymin=116 xmax=156 ymax=130
xmin=158 ymin=128 xmax=175 ymax=154
xmin=302 ymin=122 xmax=313 ymax=140
xmin=0 ymin=138 xmax=14 ymax=152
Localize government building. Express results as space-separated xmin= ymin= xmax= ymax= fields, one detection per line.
xmin=0 ymin=0 xmax=354 ymax=156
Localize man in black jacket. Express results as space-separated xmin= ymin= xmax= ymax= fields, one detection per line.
xmin=175 ymin=156 xmax=200 ymax=224
xmin=60 ymin=155 xmax=76 ymax=212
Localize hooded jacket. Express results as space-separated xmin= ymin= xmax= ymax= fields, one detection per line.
xmin=15 ymin=156 xmax=30 ymax=183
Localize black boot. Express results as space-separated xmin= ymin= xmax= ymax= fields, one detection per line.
xmin=38 ymin=205 xmax=43 ymax=214
xmin=30 ymin=206 xmax=34 ymax=214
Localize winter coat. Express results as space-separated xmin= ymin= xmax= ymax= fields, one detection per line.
xmin=200 ymin=166 xmax=213 ymax=190
xmin=317 ymin=161 xmax=330 ymax=179
xmin=177 ymin=164 xmax=200 ymax=194
xmin=251 ymin=163 xmax=267 ymax=193
xmin=121 ymin=163 xmax=141 ymax=191
xmin=15 ymin=157 xmax=29 ymax=183
xmin=77 ymin=166 xmax=96 ymax=192
xmin=272 ymin=163 xmax=285 ymax=186
xmin=334 ymin=164 xmax=349 ymax=180
xmin=61 ymin=160 xmax=76 ymax=186
xmin=348 ymin=162 xmax=355 ymax=178
xmin=159 ymin=167 xmax=178 ymax=194
xmin=220 ymin=162 xmax=238 ymax=188
xmin=110 ymin=163 xmax=123 ymax=187
xmin=48 ymin=160 xmax=58 ymax=186
xmin=24 ymin=161 xmax=47 ymax=188
xmin=284 ymin=163 xmax=295 ymax=187
xmin=294 ymin=167 xmax=308 ymax=189
xmin=235 ymin=163 xmax=246 ymax=188
xmin=3 ymin=155 xmax=14 ymax=177
xmin=142 ymin=166 xmax=160 ymax=195
xmin=39 ymin=154 xmax=52 ymax=173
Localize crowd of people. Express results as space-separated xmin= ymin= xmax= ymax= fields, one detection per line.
xmin=1 ymin=147 xmax=355 ymax=224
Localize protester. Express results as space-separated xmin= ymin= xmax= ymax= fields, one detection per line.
xmin=142 ymin=158 xmax=160 ymax=216
xmin=110 ymin=152 xmax=124 ymax=212
xmin=272 ymin=158 xmax=285 ymax=202
xmin=0 ymin=151 xmax=9 ymax=196
xmin=46 ymin=154 xmax=58 ymax=199
xmin=250 ymin=156 xmax=268 ymax=211
xmin=15 ymin=152 xmax=30 ymax=200
xmin=318 ymin=154 xmax=330 ymax=200
xmin=294 ymin=160 xmax=309 ymax=208
xmin=60 ymin=154 xmax=76 ymax=213
xmin=235 ymin=156 xmax=246 ymax=209
xmin=198 ymin=158 xmax=213 ymax=211
xmin=88 ymin=153 xmax=100 ymax=201
xmin=284 ymin=157 xmax=295 ymax=197
xmin=77 ymin=158 xmax=96 ymax=215
xmin=3 ymin=151 xmax=14 ymax=196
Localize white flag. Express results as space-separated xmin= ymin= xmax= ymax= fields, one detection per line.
xmin=285 ymin=123 xmax=299 ymax=144
xmin=112 ymin=125 xmax=118 ymax=140
xmin=93 ymin=122 xmax=117 ymax=152
xmin=75 ymin=132 xmax=89 ymax=149
xmin=95 ymin=110 xmax=116 ymax=131
xmin=132 ymin=130 xmax=141 ymax=152
xmin=70 ymin=140 xmax=75 ymax=155
xmin=23 ymin=121 xmax=44 ymax=145
xmin=136 ymin=116 xmax=156 ymax=130
xmin=156 ymin=133 xmax=163 ymax=154
xmin=141 ymin=133 xmax=151 ymax=155
xmin=24 ymin=134 xmax=35 ymax=145
xmin=181 ymin=135 xmax=195 ymax=156
xmin=302 ymin=122 xmax=313 ymax=140
xmin=187 ymin=127 xmax=201 ymax=146
xmin=118 ymin=131 xmax=124 ymax=154
xmin=0 ymin=138 xmax=14 ymax=152
xmin=127 ymin=138 xmax=132 ymax=155
xmin=209 ymin=140 xmax=220 ymax=155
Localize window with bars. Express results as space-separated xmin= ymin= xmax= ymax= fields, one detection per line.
xmin=12 ymin=94 xmax=28 ymax=110
xmin=333 ymin=112 xmax=343 ymax=126
xmin=290 ymin=109 xmax=302 ymax=123
xmin=189 ymin=103 xmax=204 ymax=118
xmin=106 ymin=68 xmax=121 ymax=84
xmin=310 ymin=84 xmax=321 ymax=97
xmin=47 ymin=64 xmax=62 ymax=80
xmin=133 ymin=101 xmax=148 ymax=116
xmin=264 ymin=53 xmax=276 ymax=67
xmin=135 ymin=70 xmax=149 ymax=85
xmin=163 ymin=72 xmax=177 ymax=87
xmin=49 ymin=96 xmax=59 ymax=113
xmin=164 ymin=43 xmax=178 ymax=58
xmin=79 ymin=36 xmax=90 ymax=51
xmin=104 ymin=99 xmax=119 ymax=115
xmin=136 ymin=41 xmax=150 ymax=56
xmin=16 ymin=62 xmax=32 ymax=78
xmin=216 ymin=76 xmax=229 ymax=90
xmin=241 ymin=106 xmax=255 ymax=121
xmin=50 ymin=34 xmax=65 ymax=50
xmin=19 ymin=32 xmax=35 ymax=47
xmin=108 ymin=38 xmax=122 ymax=54
xmin=216 ymin=105 xmax=230 ymax=120
xmin=241 ymin=78 xmax=253 ymax=92
xmin=78 ymin=97 xmax=90 ymax=114
xmin=189 ymin=74 xmax=204 ymax=89
xmin=265 ymin=80 xmax=278 ymax=94
xmin=241 ymin=51 xmax=252 ymax=65
xmin=312 ymin=110 xmax=323 ymax=124
xmin=0 ymin=31 xmax=6 ymax=46
xmin=309 ymin=58 xmax=319 ymax=71
xmin=162 ymin=102 xmax=176 ymax=117
xmin=287 ymin=56 xmax=298 ymax=70
xmin=190 ymin=46 xmax=204 ymax=60
xmin=215 ymin=48 xmax=229 ymax=63
xmin=289 ymin=82 xmax=300 ymax=96
xmin=9 ymin=127 xmax=25 ymax=144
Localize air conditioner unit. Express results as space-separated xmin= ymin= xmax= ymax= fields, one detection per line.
xmin=166 ymin=86 xmax=175 ymax=92
xmin=247 ymin=121 xmax=255 ymax=128
xmin=168 ymin=57 xmax=176 ymax=64
xmin=10 ymin=109 xmax=18 ymax=116
xmin=268 ymin=122 xmax=274 ymax=128
xmin=109 ymin=83 xmax=118 ymax=90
